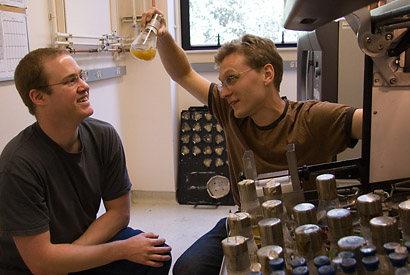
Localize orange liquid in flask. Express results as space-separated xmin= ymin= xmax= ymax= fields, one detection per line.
xmin=131 ymin=48 xmax=156 ymax=61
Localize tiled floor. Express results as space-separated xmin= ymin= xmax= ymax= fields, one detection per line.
xmin=129 ymin=191 xmax=236 ymax=274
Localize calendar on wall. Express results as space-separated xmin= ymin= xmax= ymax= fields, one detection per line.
xmin=0 ymin=4 xmax=28 ymax=81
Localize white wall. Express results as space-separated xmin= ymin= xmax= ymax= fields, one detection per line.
xmin=0 ymin=0 xmax=296 ymax=193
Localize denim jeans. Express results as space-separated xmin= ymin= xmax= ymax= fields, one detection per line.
xmin=173 ymin=217 xmax=228 ymax=275
xmin=70 ymin=227 xmax=171 ymax=275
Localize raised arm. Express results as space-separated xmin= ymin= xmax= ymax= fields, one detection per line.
xmin=141 ymin=8 xmax=211 ymax=105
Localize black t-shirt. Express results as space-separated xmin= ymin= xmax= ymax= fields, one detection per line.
xmin=0 ymin=117 xmax=131 ymax=274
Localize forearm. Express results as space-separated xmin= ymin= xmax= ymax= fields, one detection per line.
xmin=157 ymin=30 xmax=193 ymax=83
xmin=157 ymin=30 xmax=211 ymax=104
xmin=16 ymin=235 xmax=126 ymax=274
xmin=44 ymin=242 xmax=125 ymax=274
xmin=15 ymin=229 xmax=171 ymax=275
xmin=72 ymin=209 xmax=129 ymax=245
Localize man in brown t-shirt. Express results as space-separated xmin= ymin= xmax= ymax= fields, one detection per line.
xmin=141 ymin=8 xmax=362 ymax=275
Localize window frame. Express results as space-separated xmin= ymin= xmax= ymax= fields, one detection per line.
xmin=180 ymin=0 xmax=297 ymax=51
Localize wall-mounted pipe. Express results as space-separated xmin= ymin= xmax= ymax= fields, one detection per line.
xmin=132 ymin=0 xmax=137 ymax=28
xmin=66 ymin=48 xmax=123 ymax=54
xmin=56 ymin=32 xmax=103 ymax=40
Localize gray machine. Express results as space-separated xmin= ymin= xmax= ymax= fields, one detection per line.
xmin=285 ymin=0 xmax=410 ymax=190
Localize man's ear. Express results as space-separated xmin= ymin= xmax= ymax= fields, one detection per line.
xmin=263 ymin=63 xmax=275 ymax=86
xmin=29 ymin=89 xmax=47 ymax=107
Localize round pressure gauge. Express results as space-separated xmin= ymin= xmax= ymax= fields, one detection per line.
xmin=206 ymin=175 xmax=230 ymax=199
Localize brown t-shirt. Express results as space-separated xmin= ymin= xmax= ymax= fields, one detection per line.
xmin=208 ymin=83 xmax=357 ymax=206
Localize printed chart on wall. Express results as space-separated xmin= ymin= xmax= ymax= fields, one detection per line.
xmin=0 ymin=0 xmax=28 ymax=80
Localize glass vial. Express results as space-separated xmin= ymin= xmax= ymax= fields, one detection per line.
xmin=130 ymin=14 xmax=162 ymax=61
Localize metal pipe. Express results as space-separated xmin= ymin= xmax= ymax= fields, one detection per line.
xmin=132 ymin=0 xmax=137 ymax=27
xmin=67 ymin=48 xmax=122 ymax=54
xmin=48 ymin=0 xmax=58 ymax=47
xmin=56 ymin=32 xmax=103 ymax=40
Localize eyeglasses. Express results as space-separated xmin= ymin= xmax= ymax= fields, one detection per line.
xmin=217 ymin=67 xmax=257 ymax=92
xmin=37 ymin=71 xmax=88 ymax=89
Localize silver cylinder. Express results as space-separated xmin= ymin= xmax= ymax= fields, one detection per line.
xmin=238 ymin=179 xmax=258 ymax=204
xmin=293 ymin=203 xmax=318 ymax=226
xmin=258 ymin=218 xmax=284 ymax=248
xmin=337 ymin=236 xmax=366 ymax=265
xmin=327 ymin=208 xmax=353 ymax=244
xmin=262 ymin=200 xmax=284 ymax=219
xmin=228 ymin=212 xmax=253 ymax=239
xmin=257 ymin=245 xmax=283 ymax=275
xmin=295 ymin=224 xmax=324 ymax=258
xmin=370 ymin=216 xmax=400 ymax=254
xmin=316 ymin=174 xmax=337 ymax=201
xmin=399 ymin=200 xmax=410 ymax=238
xmin=263 ymin=180 xmax=282 ymax=201
xmin=222 ymin=236 xmax=251 ymax=273
xmin=356 ymin=193 xmax=383 ymax=227
xmin=337 ymin=235 xmax=366 ymax=254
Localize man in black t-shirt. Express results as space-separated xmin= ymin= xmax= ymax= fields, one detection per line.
xmin=0 ymin=48 xmax=171 ymax=274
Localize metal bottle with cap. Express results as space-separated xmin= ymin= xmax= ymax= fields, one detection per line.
xmin=293 ymin=202 xmax=318 ymax=227
xmin=261 ymin=200 xmax=294 ymax=261
xmin=228 ymin=212 xmax=259 ymax=268
xmin=262 ymin=180 xmax=282 ymax=202
xmin=327 ymin=208 xmax=353 ymax=258
xmin=356 ymin=193 xmax=383 ymax=243
xmin=256 ymin=245 xmax=283 ymax=275
xmin=316 ymin=174 xmax=340 ymax=228
xmin=369 ymin=216 xmax=400 ymax=275
xmin=222 ymin=236 xmax=251 ymax=275
xmin=295 ymin=224 xmax=327 ymax=273
xmin=238 ymin=179 xmax=264 ymax=237
xmin=398 ymin=199 xmax=410 ymax=242
xmin=130 ymin=14 xmax=162 ymax=61
xmin=257 ymin=217 xmax=293 ymax=272
xmin=337 ymin=235 xmax=366 ymax=273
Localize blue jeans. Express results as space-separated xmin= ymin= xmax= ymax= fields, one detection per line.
xmin=173 ymin=217 xmax=228 ymax=275
xmin=70 ymin=227 xmax=171 ymax=275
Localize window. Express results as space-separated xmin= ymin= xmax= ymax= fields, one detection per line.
xmin=180 ymin=0 xmax=304 ymax=50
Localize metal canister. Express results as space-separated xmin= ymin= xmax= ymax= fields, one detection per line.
xmin=356 ymin=193 xmax=383 ymax=227
xmin=337 ymin=236 xmax=366 ymax=264
xmin=263 ymin=180 xmax=282 ymax=201
xmin=295 ymin=224 xmax=325 ymax=259
xmin=238 ymin=179 xmax=258 ymax=204
xmin=262 ymin=200 xmax=284 ymax=219
xmin=370 ymin=216 xmax=400 ymax=254
xmin=327 ymin=208 xmax=353 ymax=245
xmin=399 ymin=200 xmax=410 ymax=240
xmin=258 ymin=218 xmax=284 ymax=248
xmin=228 ymin=212 xmax=253 ymax=239
xmin=316 ymin=174 xmax=337 ymax=201
xmin=257 ymin=245 xmax=283 ymax=275
xmin=293 ymin=203 xmax=318 ymax=226
xmin=222 ymin=236 xmax=251 ymax=274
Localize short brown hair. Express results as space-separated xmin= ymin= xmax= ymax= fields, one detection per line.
xmin=14 ymin=47 xmax=69 ymax=115
xmin=214 ymin=34 xmax=283 ymax=91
